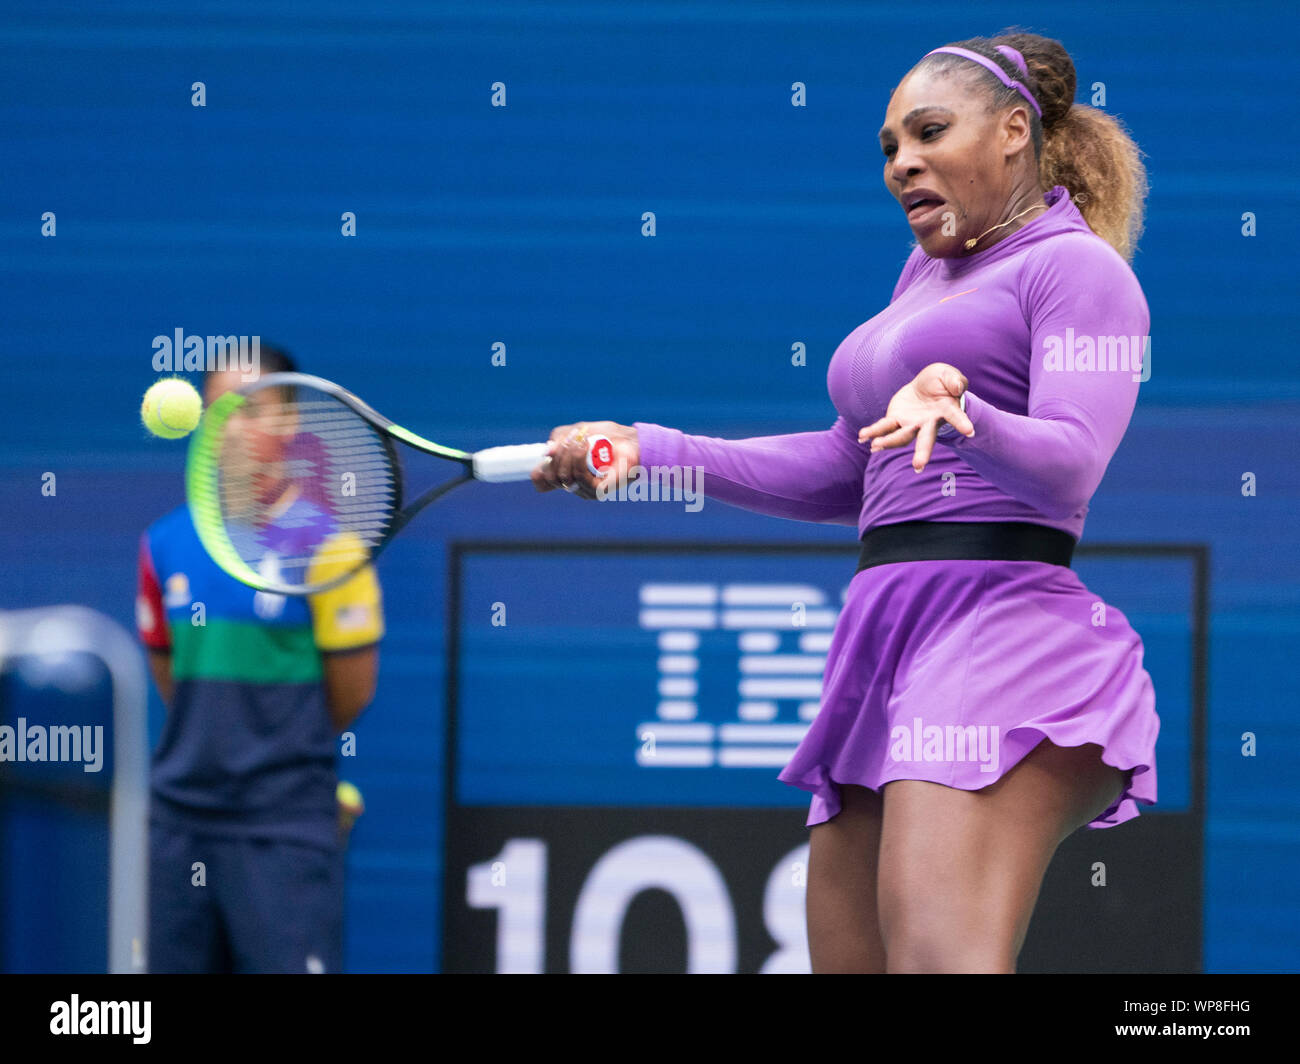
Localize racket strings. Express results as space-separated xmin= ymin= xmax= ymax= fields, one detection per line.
xmin=215 ymin=389 xmax=400 ymax=586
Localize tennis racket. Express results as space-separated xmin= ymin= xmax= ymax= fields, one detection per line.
xmin=186 ymin=372 xmax=612 ymax=596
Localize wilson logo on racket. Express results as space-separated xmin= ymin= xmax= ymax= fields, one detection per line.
xmin=587 ymin=436 xmax=615 ymax=475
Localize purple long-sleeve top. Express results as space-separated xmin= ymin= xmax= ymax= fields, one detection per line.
xmin=633 ymin=186 xmax=1149 ymax=541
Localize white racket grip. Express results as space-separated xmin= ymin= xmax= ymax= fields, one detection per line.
xmin=472 ymin=442 xmax=551 ymax=482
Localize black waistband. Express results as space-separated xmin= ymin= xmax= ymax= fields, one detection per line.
xmin=856 ymin=520 xmax=1076 ymax=573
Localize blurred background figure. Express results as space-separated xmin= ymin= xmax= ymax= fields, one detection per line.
xmin=135 ymin=345 xmax=383 ymax=973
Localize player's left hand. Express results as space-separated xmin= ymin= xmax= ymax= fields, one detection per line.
xmin=858 ymin=362 xmax=974 ymax=473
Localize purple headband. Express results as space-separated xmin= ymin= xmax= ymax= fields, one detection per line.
xmin=924 ymin=45 xmax=1042 ymax=119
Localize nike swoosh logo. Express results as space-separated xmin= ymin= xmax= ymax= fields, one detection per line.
xmin=939 ymin=287 xmax=979 ymax=303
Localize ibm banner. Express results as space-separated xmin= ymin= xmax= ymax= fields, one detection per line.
xmin=442 ymin=543 xmax=1203 ymax=973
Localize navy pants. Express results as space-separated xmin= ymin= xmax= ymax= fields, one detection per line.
xmin=148 ymin=821 xmax=344 ymax=973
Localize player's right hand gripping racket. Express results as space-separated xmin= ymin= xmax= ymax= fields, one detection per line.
xmin=186 ymin=372 xmax=612 ymax=596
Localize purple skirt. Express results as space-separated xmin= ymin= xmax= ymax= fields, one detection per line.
xmin=777 ymin=558 xmax=1158 ymax=828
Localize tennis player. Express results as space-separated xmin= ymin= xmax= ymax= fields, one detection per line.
xmin=136 ymin=346 xmax=384 ymax=973
xmin=535 ymin=31 xmax=1156 ymax=973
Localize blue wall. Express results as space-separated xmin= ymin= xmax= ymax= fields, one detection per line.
xmin=0 ymin=1 xmax=1295 ymax=972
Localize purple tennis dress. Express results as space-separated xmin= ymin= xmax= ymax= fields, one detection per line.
xmin=634 ymin=185 xmax=1157 ymax=829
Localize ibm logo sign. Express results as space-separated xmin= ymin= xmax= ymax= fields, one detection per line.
xmin=635 ymin=581 xmax=847 ymax=769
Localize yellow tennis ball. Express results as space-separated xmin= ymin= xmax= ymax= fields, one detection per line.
xmin=141 ymin=378 xmax=203 ymax=439
xmin=336 ymin=781 xmax=364 ymax=814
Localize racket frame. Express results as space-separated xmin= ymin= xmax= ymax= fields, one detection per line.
xmin=187 ymin=372 xmax=507 ymax=597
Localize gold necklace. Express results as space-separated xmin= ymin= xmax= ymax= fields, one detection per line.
xmin=963 ymin=201 xmax=1048 ymax=251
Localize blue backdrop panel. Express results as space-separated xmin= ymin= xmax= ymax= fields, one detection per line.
xmin=454 ymin=547 xmax=1194 ymax=812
